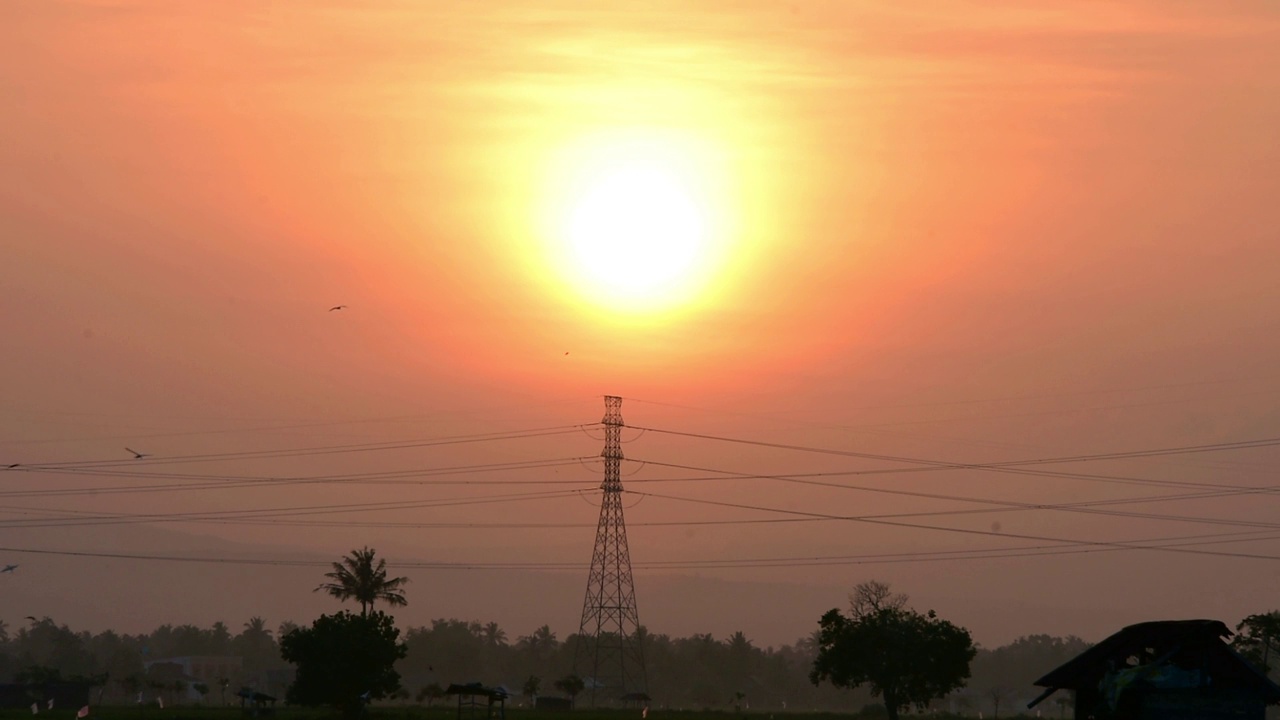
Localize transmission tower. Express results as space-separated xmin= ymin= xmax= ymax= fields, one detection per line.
xmin=573 ymin=395 xmax=647 ymax=705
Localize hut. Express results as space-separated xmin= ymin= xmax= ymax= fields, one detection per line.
xmin=235 ymin=688 xmax=276 ymax=717
xmin=445 ymin=683 xmax=507 ymax=720
xmin=1028 ymin=619 xmax=1280 ymax=720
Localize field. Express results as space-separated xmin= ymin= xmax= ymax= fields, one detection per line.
xmin=0 ymin=702 xmax=1029 ymax=717
xmin=0 ymin=707 xmax=1030 ymax=720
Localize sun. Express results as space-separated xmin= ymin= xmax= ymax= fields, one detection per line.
xmin=537 ymin=129 xmax=730 ymax=316
xmin=566 ymin=161 xmax=705 ymax=297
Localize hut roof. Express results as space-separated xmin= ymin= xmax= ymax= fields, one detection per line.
xmin=1028 ymin=619 xmax=1280 ymax=709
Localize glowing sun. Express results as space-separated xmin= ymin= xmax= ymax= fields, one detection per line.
xmin=567 ymin=161 xmax=705 ymax=296
xmin=538 ymin=129 xmax=729 ymax=315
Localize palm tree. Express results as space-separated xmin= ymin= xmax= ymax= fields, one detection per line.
xmin=482 ymin=622 xmax=508 ymax=648
xmin=236 ymin=617 xmax=276 ymax=673
xmin=315 ymin=546 xmax=409 ymax=616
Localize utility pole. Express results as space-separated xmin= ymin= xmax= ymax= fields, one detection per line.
xmin=573 ymin=395 xmax=647 ymax=706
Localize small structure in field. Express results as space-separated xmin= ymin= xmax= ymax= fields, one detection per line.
xmin=445 ymin=683 xmax=507 ymax=720
xmin=1028 ymin=619 xmax=1280 ymax=720
xmin=235 ymin=688 xmax=276 ymax=717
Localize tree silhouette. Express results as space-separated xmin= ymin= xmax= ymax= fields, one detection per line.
xmin=554 ymin=674 xmax=585 ymax=708
xmin=315 ymin=547 xmax=409 ymax=616
xmin=848 ymin=580 xmax=907 ymax=619
xmin=986 ymin=685 xmax=1012 ymax=719
xmin=811 ymin=583 xmax=975 ymax=720
xmin=281 ymin=611 xmax=407 ymax=720
xmin=1234 ymin=612 xmax=1280 ymax=673
xmin=523 ymin=675 xmax=540 ymax=704
xmin=483 ymin=622 xmax=508 ymax=648
xmin=417 ymin=683 xmax=445 ymax=707
xmin=236 ymin=617 xmax=277 ymax=674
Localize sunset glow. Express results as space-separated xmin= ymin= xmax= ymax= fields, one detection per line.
xmin=535 ymin=129 xmax=734 ymax=316
xmin=5 ymin=0 xmax=1280 ymax=661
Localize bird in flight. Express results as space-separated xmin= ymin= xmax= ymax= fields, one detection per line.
xmin=328 ymin=305 xmax=348 ymax=311
xmin=25 ymin=616 xmax=37 ymax=622
xmin=125 ymin=447 xmax=149 ymax=459
xmin=4 ymin=463 xmax=18 ymax=469
xmin=1 ymin=564 xmax=17 ymax=573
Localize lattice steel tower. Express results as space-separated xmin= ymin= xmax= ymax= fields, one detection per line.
xmin=573 ymin=395 xmax=647 ymax=705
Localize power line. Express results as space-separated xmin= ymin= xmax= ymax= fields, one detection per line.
xmin=3 ymin=527 xmax=1278 ymax=571
xmin=0 ymin=457 xmax=599 ymax=498
xmin=0 ymin=397 xmax=602 ymax=446
xmin=628 ymin=425 xmax=1280 ymax=488
xmin=0 ymin=488 xmax=593 ymax=529
xmin=620 ymin=459 xmax=1280 ymax=500
xmin=4 ymin=424 xmax=597 ymax=470
xmin=627 ymin=489 xmax=1280 ymax=562
xmin=628 ymin=458 xmax=1280 ymax=531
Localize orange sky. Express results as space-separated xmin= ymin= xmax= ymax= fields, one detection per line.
xmin=3 ymin=0 xmax=1280 ymax=647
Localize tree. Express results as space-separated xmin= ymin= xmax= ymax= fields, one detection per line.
xmin=517 ymin=625 xmax=558 ymax=656
xmin=120 ymin=674 xmax=143 ymax=703
xmin=483 ymin=622 xmax=508 ymax=648
xmin=193 ymin=682 xmax=209 ymax=704
xmin=523 ymin=675 xmax=541 ymax=704
xmin=810 ymin=585 xmax=975 ymax=720
xmin=1234 ymin=612 xmax=1280 ymax=673
xmin=554 ymin=674 xmax=585 ymax=708
xmin=417 ymin=683 xmax=445 ymax=707
xmin=280 ymin=611 xmax=408 ymax=719
xmin=235 ymin=617 xmax=277 ymax=674
xmin=849 ymin=580 xmax=907 ymax=619
xmin=986 ymin=685 xmax=1012 ymax=719
xmin=315 ymin=547 xmax=409 ymax=617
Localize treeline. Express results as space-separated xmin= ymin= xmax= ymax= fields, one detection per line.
xmin=0 ymin=616 xmax=1090 ymax=714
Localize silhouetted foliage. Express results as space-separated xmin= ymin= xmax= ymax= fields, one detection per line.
xmin=0 ymin=607 xmax=1113 ymax=714
xmin=554 ymin=674 xmax=585 ymax=706
xmin=280 ymin=611 xmax=407 ymax=719
xmin=811 ymin=584 xmax=976 ymax=720
xmin=1233 ymin=611 xmax=1280 ymax=672
xmin=523 ymin=675 xmax=540 ymax=702
xmin=848 ymin=581 xmax=907 ymax=619
xmin=315 ymin=547 xmax=409 ymax=617
xmin=416 ymin=682 xmax=445 ymax=706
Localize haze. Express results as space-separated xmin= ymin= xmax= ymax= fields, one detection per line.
xmin=2 ymin=0 xmax=1279 ymax=650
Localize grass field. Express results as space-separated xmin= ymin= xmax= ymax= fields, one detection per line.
xmin=0 ymin=707 xmax=1026 ymax=720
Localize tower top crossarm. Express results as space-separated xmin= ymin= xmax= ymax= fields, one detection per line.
xmin=600 ymin=395 xmax=624 ymax=492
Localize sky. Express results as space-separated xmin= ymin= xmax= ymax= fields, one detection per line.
xmin=2 ymin=0 xmax=1280 ymax=650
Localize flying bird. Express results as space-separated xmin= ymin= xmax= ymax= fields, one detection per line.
xmin=1 ymin=564 xmax=17 ymax=573
xmin=25 ymin=616 xmax=37 ymax=621
xmin=5 ymin=463 xmax=19 ymax=468
xmin=124 ymin=447 xmax=149 ymax=459
xmin=328 ymin=305 xmax=348 ymax=311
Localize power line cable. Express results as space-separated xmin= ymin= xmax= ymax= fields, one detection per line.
xmin=629 ymin=458 xmax=1280 ymax=531
xmin=0 ymin=488 xmax=593 ymax=529
xmin=629 ymin=425 xmax=1280 ymax=489
xmin=627 ymin=489 xmax=1280 ymax=561
xmin=5 ymin=424 xmax=597 ymax=470
xmin=0 ymin=457 xmax=598 ymax=498
xmin=3 ymin=527 xmax=1278 ymax=571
